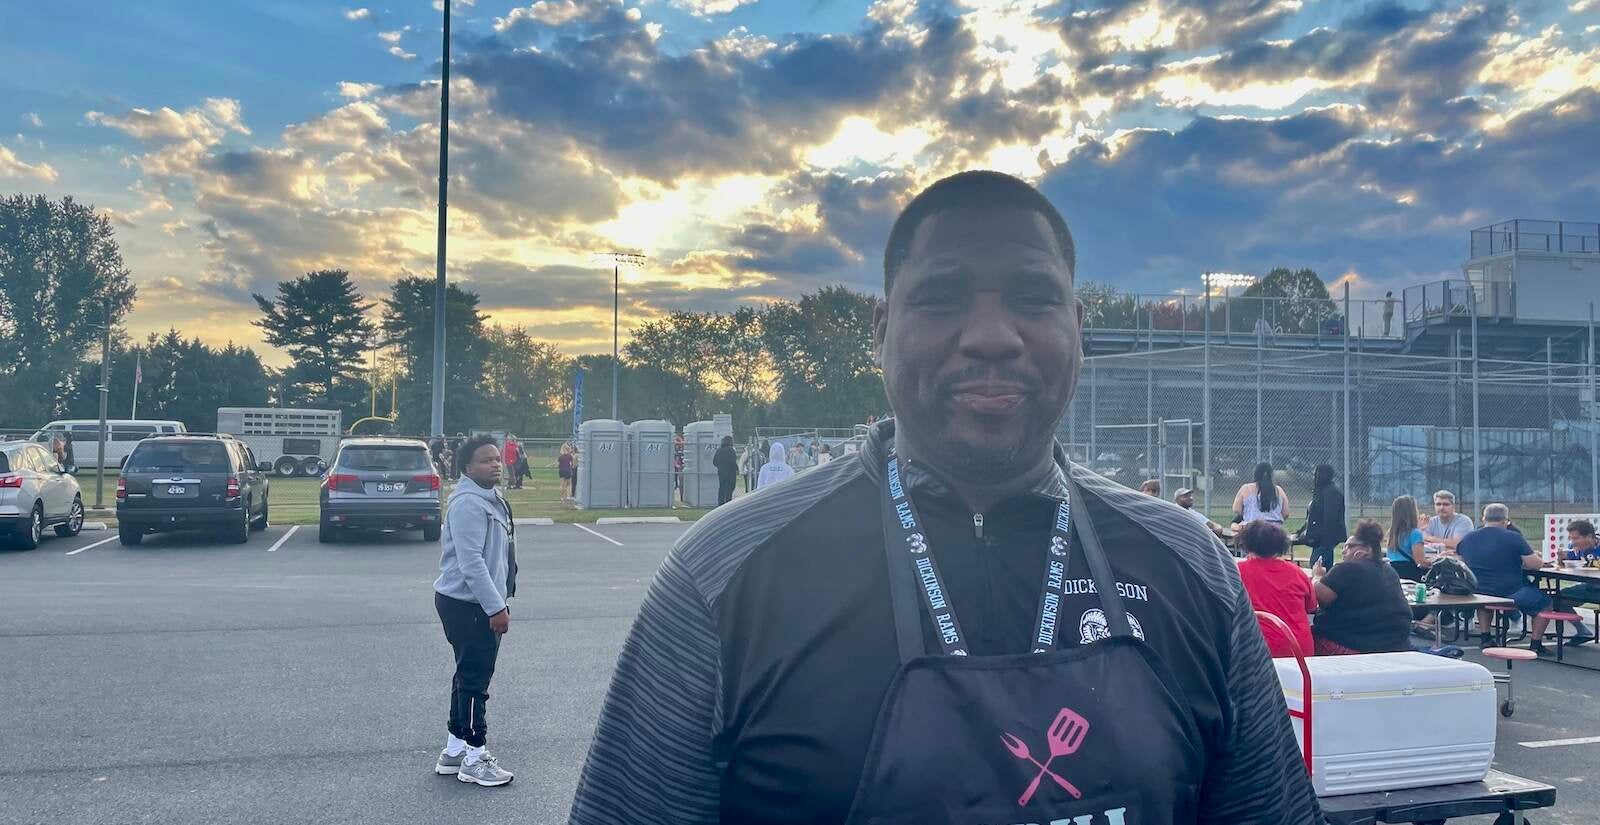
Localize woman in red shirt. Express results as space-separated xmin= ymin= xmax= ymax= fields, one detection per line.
xmin=1236 ymin=520 xmax=1317 ymax=658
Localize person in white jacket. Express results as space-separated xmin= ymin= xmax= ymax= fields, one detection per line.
xmin=756 ymin=441 xmax=794 ymax=489
xmin=432 ymin=434 xmax=518 ymax=787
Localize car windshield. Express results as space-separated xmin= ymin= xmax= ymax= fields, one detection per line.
xmin=125 ymin=442 xmax=230 ymax=473
xmin=338 ymin=447 xmax=429 ymax=472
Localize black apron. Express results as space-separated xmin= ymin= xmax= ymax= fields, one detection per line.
xmin=844 ymin=456 xmax=1207 ymax=825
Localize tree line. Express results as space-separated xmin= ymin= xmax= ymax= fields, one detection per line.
xmin=3 ymin=194 xmax=1336 ymax=437
xmin=1 ymin=194 xmax=889 ymax=436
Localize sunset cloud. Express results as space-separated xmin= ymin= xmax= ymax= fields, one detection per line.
xmin=11 ymin=0 xmax=1598 ymax=359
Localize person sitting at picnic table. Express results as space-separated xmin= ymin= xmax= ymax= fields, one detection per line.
xmin=1311 ymin=519 xmax=1413 ymax=655
xmin=1456 ymin=503 xmax=1582 ymax=653
xmin=1384 ymin=494 xmax=1431 ymax=582
xmin=1553 ymin=520 xmax=1600 ymax=643
xmin=1423 ymin=489 xmax=1473 ymax=550
xmin=1232 ymin=462 xmax=1290 ymax=525
xmin=1237 ymin=521 xmax=1316 ymax=658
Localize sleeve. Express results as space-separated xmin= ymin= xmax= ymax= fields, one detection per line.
xmin=569 ymin=551 xmax=723 ymax=825
xmin=1321 ymin=561 xmax=1356 ymax=594
xmin=1198 ymin=583 xmax=1325 ymax=824
xmin=449 ymin=500 xmax=507 ymax=616
xmin=1515 ymin=533 xmax=1537 ymax=557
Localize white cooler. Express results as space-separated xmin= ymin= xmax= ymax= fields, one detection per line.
xmin=1273 ymin=652 xmax=1496 ymax=797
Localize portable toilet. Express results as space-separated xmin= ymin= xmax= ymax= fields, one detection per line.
xmin=682 ymin=421 xmax=722 ymax=507
xmin=713 ymin=414 xmax=733 ymax=441
xmin=626 ymin=420 xmax=675 ymax=508
xmin=577 ymin=419 xmax=625 ymax=508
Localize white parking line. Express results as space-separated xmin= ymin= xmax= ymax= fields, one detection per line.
xmin=266 ymin=525 xmax=300 ymax=552
xmin=66 ymin=535 xmax=119 ymax=556
xmin=573 ymin=523 xmax=623 ymax=546
xmin=1520 ymin=735 xmax=1600 ymax=749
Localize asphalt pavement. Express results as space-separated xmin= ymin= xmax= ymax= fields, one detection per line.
xmin=2 ymin=523 xmax=1598 ymax=825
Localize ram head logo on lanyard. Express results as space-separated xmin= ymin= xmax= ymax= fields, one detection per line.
xmin=906 ymin=532 xmax=928 ymax=554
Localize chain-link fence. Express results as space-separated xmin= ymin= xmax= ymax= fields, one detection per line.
xmin=1061 ymin=339 xmax=1600 ymax=524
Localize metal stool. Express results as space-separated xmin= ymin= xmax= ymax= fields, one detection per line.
xmin=1537 ymin=609 xmax=1585 ymax=661
xmin=1484 ymin=604 xmax=1522 ymax=646
xmin=1482 ymin=647 xmax=1536 ymax=717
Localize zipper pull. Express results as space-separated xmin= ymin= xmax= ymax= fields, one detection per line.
xmin=973 ymin=513 xmax=984 ymax=540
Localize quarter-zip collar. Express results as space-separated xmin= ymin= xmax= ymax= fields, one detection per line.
xmin=858 ymin=418 xmax=1071 ymax=510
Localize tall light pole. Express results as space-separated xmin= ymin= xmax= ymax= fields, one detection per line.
xmin=429 ymin=0 xmax=451 ymax=437
xmin=592 ymin=252 xmax=647 ymax=421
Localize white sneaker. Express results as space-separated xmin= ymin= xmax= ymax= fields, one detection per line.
xmin=456 ymin=751 xmax=514 ymax=787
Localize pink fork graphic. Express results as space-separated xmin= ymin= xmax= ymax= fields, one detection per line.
xmin=1001 ymin=707 xmax=1090 ymax=806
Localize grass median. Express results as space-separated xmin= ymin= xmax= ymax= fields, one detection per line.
xmin=77 ymin=467 xmax=716 ymax=526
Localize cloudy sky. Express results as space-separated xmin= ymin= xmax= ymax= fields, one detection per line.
xmin=3 ymin=0 xmax=1598 ymax=361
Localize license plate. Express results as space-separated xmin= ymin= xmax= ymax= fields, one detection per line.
xmin=375 ymin=482 xmax=403 ymax=493
xmin=167 ymin=485 xmax=187 ymax=495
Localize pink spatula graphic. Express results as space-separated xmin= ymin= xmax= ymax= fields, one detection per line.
xmin=1002 ymin=707 xmax=1089 ymax=806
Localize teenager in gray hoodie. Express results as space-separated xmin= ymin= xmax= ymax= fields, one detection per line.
xmin=432 ymin=434 xmax=518 ymax=787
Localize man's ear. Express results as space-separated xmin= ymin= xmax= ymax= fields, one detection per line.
xmin=872 ymin=299 xmax=887 ymax=367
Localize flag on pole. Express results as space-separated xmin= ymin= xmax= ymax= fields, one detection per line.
xmin=131 ymin=352 xmax=142 ymax=419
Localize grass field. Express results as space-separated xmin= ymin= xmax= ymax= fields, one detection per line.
xmin=76 ymin=466 xmax=714 ymax=525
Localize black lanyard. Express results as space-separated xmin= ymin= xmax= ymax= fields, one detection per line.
xmin=880 ymin=453 xmax=1077 ymax=658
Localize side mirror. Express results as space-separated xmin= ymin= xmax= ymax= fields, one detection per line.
xmin=259 ymin=462 xmax=273 ymax=472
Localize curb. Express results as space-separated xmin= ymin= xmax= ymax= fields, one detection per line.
xmin=596 ymin=517 xmax=683 ymax=525
xmin=513 ymin=518 xmax=556 ymax=526
xmin=82 ymin=522 xmax=108 ymax=531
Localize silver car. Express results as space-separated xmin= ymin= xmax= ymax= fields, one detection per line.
xmin=1 ymin=441 xmax=85 ymax=549
xmin=319 ymin=438 xmax=442 ymax=543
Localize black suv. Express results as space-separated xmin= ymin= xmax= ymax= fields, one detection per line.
xmin=117 ymin=434 xmax=270 ymax=545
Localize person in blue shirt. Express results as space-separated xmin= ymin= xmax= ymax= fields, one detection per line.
xmin=1556 ymin=521 xmax=1599 ymax=644
xmin=1384 ymin=495 xmax=1429 ymax=581
xmin=1457 ymin=504 xmax=1554 ymax=654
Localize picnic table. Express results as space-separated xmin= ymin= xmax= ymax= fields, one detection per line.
xmin=1319 ymin=768 xmax=1554 ymax=824
xmin=1533 ymin=564 xmax=1600 ymax=669
xmin=1409 ymin=592 xmax=1514 ymax=652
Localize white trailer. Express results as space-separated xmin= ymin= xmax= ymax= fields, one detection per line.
xmin=216 ymin=407 xmax=341 ymax=477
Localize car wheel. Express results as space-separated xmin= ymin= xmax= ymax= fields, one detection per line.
xmin=226 ymin=505 xmax=250 ymax=544
xmin=55 ymin=496 xmax=84 ymax=538
xmin=16 ymin=504 xmax=43 ymax=550
xmin=319 ymin=520 xmax=339 ymax=543
xmin=422 ymin=524 xmax=441 ymax=542
xmin=118 ymin=523 xmax=144 ymax=546
xmin=252 ymin=496 xmax=269 ymax=531
xmin=273 ymin=457 xmax=301 ymax=477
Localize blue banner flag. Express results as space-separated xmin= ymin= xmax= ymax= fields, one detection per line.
xmin=572 ymin=368 xmax=585 ymax=444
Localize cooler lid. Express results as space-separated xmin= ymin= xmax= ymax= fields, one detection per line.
xmin=1275 ymin=652 xmax=1493 ymax=701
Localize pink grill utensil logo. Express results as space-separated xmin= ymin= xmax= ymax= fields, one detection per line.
xmin=1000 ymin=707 xmax=1089 ymax=806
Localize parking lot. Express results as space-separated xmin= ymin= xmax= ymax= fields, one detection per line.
xmin=3 ymin=523 xmax=1599 ymax=825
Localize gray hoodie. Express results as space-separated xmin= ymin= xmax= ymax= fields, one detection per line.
xmin=434 ymin=479 xmax=517 ymax=615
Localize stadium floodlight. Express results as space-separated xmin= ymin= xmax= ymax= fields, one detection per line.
xmin=591 ymin=252 xmax=649 ymax=421
xmin=1202 ymin=272 xmax=1257 ymax=293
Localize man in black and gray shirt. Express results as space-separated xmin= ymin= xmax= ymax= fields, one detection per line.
xmin=433 ymin=434 xmax=518 ymax=787
xmin=570 ymin=172 xmax=1320 ymax=824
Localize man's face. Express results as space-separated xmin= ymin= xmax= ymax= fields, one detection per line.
xmin=1569 ymin=529 xmax=1597 ymax=552
xmin=463 ymin=443 xmax=503 ymax=487
xmin=1176 ymin=492 xmax=1195 ymax=509
xmin=874 ymin=207 xmax=1081 ymax=482
xmin=1434 ymin=497 xmax=1455 ymax=520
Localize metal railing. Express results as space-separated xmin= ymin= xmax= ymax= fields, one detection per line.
xmin=1471 ymin=220 xmax=1600 ymax=257
xmin=1080 ymin=290 xmax=1409 ymax=344
xmin=1403 ymin=279 xmax=1515 ymax=325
